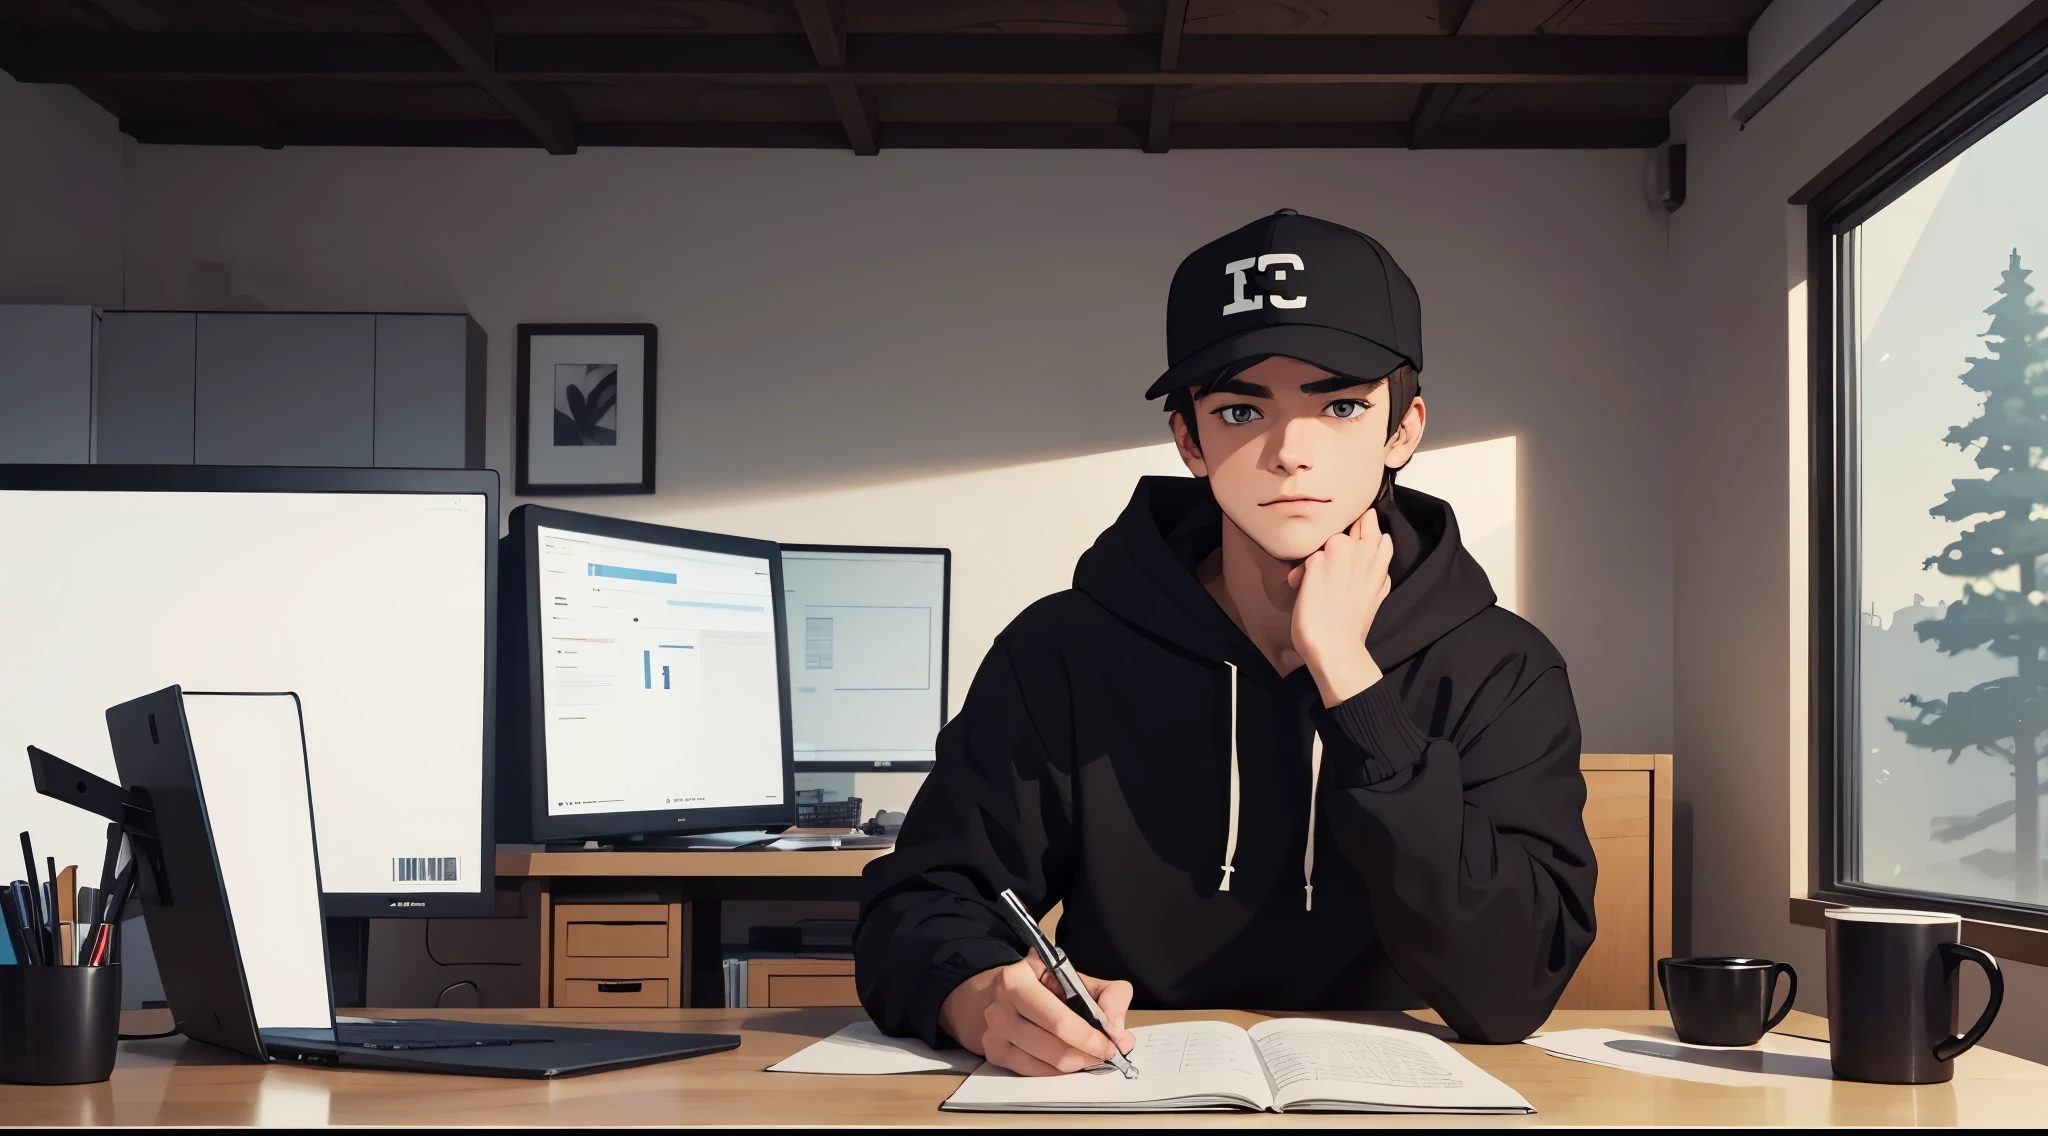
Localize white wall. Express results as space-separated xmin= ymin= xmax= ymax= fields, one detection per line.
xmin=0 ymin=73 xmax=124 ymax=307
xmin=118 ymin=144 xmax=1677 ymax=760
xmin=1669 ymin=0 xmax=2048 ymax=1062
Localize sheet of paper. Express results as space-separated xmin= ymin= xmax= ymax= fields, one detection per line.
xmin=768 ymin=1021 xmax=982 ymax=1074
xmin=1525 ymin=1027 xmax=1836 ymax=1088
xmin=942 ymin=1021 xmax=1273 ymax=1111
xmin=1251 ymin=1019 xmax=1535 ymax=1113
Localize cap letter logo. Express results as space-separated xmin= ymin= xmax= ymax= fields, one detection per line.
xmin=1222 ymin=254 xmax=1307 ymax=315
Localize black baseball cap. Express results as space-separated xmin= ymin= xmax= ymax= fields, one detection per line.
xmin=1147 ymin=209 xmax=1423 ymax=399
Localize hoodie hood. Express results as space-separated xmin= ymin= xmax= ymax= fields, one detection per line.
xmin=1072 ymin=476 xmax=1496 ymax=674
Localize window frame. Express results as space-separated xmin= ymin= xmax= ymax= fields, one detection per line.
xmin=1808 ymin=18 xmax=2048 ymax=930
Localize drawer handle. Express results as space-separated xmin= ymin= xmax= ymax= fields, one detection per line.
xmin=596 ymin=982 xmax=643 ymax=994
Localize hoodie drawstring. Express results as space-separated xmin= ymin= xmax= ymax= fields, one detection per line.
xmin=1218 ymin=662 xmax=1322 ymax=912
xmin=1218 ymin=663 xmax=1242 ymax=892
xmin=1304 ymin=733 xmax=1322 ymax=912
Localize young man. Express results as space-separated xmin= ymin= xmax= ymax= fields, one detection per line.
xmin=855 ymin=210 xmax=1595 ymax=1076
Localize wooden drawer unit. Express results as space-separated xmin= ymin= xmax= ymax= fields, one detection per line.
xmin=565 ymin=920 xmax=670 ymax=958
xmin=549 ymin=903 xmax=689 ymax=1008
xmin=1555 ymin=754 xmax=1674 ymax=1011
xmin=560 ymin=978 xmax=671 ymax=1008
xmin=746 ymin=959 xmax=858 ymax=1008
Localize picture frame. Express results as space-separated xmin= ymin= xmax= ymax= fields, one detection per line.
xmin=515 ymin=323 xmax=657 ymax=495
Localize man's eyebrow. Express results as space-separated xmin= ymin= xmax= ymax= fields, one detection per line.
xmin=1300 ymin=375 xmax=1385 ymax=395
xmin=1207 ymin=377 xmax=1273 ymax=398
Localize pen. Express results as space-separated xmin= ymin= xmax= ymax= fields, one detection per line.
xmin=96 ymin=822 xmax=122 ymax=912
xmin=46 ymin=857 xmax=60 ymax=961
xmin=43 ymin=880 xmax=58 ymax=963
xmin=20 ymin=833 xmax=44 ymax=962
xmin=1 ymin=883 xmax=31 ymax=965
xmin=13 ymin=881 xmax=42 ymax=966
xmin=994 ymin=887 xmax=1137 ymax=1079
xmin=105 ymin=859 xmax=139 ymax=957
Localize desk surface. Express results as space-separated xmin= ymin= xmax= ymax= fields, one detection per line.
xmin=498 ymin=848 xmax=889 ymax=877
xmin=7 ymin=1007 xmax=2042 ymax=1127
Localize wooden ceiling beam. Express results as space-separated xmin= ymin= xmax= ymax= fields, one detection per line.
xmin=1407 ymin=83 xmax=1461 ymax=147
xmin=68 ymin=0 xmax=162 ymax=33
xmin=793 ymin=0 xmax=878 ymax=155
xmin=114 ymin=116 xmax=1669 ymax=150
xmin=1145 ymin=0 xmax=1190 ymax=154
xmin=1410 ymin=0 xmax=1477 ymax=150
xmin=393 ymin=0 xmax=575 ymax=154
xmin=5 ymin=30 xmax=1747 ymax=85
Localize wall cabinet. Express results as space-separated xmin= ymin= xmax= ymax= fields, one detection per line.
xmin=97 ymin=311 xmax=196 ymax=464
xmin=193 ymin=313 xmax=376 ymax=466
xmin=0 ymin=306 xmax=485 ymax=469
xmin=0 ymin=305 xmax=96 ymax=464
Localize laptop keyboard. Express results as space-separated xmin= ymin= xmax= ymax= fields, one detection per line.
xmin=333 ymin=1020 xmax=551 ymax=1050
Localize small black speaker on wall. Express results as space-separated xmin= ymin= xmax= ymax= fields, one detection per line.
xmin=1654 ymin=144 xmax=1688 ymax=213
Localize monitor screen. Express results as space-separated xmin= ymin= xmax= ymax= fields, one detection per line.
xmin=505 ymin=506 xmax=793 ymax=842
xmin=780 ymin=545 xmax=949 ymax=771
xmin=0 ymin=466 xmax=496 ymax=918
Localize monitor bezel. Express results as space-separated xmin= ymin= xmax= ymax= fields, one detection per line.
xmin=511 ymin=504 xmax=798 ymax=842
xmin=777 ymin=543 xmax=950 ymax=774
xmin=0 ymin=464 xmax=500 ymax=919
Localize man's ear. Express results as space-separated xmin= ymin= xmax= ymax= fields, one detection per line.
xmin=1170 ymin=409 xmax=1208 ymax=478
xmin=1385 ymin=395 xmax=1426 ymax=472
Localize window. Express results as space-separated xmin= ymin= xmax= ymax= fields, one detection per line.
xmin=1814 ymin=25 xmax=2048 ymax=925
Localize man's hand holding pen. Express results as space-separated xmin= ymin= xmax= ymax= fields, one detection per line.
xmin=939 ymin=953 xmax=1137 ymax=1077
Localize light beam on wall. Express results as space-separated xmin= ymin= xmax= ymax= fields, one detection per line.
xmin=1401 ymin=434 xmax=1519 ymax=613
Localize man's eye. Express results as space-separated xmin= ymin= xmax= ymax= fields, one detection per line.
xmin=1216 ymin=405 xmax=1263 ymax=425
xmin=1325 ymin=399 xmax=1370 ymax=419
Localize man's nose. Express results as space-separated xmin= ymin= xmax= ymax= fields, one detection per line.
xmin=1270 ymin=417 xmax=1317 ymax=473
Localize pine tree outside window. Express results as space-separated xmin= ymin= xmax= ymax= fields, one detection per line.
xmin=1815 ymin=50 xmax=2048 ymax=925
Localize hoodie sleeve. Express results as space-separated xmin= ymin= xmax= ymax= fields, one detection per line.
xmin=854 ymin=638 xmax=1069 ymax=1047
xmin=1315 ymin=665 xmax=1596 ymax=1043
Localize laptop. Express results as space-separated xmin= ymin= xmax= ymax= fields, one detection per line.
xmin=106 ymin=685 xmax=739 ymax=1078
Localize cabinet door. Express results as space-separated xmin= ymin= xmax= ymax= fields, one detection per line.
xmin=0 ymin=304 xmax=95 ymax=464
xmin=97 ymin=312 xmax=197 ymax=464
xmin=195 ymin=313 xmax=374 ymax=466
xmin=374 ymin=314 xmax=483 ymax=469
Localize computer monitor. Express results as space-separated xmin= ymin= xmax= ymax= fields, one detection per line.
xmin=778 ymin=544 xmax=950 ymax=772
xmin=499 ymin=505 xmax=795 ymax=844
xmin=0 ymin=465 xmax=498 ymax=918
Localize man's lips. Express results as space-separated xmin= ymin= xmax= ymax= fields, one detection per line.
xmin=1259 ymin=495 xmax=1330 ymax=506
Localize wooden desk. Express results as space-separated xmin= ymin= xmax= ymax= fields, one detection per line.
xmin=496 ymin=849 xmax=889 ymax=879
xmin=496 ymin=849 xmax=886 ymax=1008
xmin=7 ymin=1007 xmax=2041 ymax=1127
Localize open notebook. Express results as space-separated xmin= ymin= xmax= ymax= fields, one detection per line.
xmin=942 ymin=1019 xmax=1533 ymax=1114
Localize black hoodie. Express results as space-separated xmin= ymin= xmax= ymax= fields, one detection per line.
xmin=855 ymin=477 xmax=1595 ymax=1045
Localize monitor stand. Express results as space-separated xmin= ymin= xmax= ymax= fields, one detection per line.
xmin=542 ymin=829 xmax=786 ymax=853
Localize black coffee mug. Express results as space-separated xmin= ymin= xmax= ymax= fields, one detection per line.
xmin=1824 ymin=907 xmax=2002 ymax=1084
xmin=0 ymin=964 xmax=123 ymax=1084
xmin=1657 ymin=956 xmax=1797 ymax=1047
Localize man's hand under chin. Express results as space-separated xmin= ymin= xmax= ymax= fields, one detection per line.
xmin=1289 ymin=508 xmax=1394 ymax=707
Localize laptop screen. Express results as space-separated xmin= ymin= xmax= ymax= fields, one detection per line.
xmin=183 ymin=692 xmax=335 ymax=1033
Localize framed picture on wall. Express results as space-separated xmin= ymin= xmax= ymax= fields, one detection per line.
xmin=515 ymin=323 xmax=657 ymax=495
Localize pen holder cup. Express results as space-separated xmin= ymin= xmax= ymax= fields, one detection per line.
xmin=0 ymin=964 xmax=122 ymax=1084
